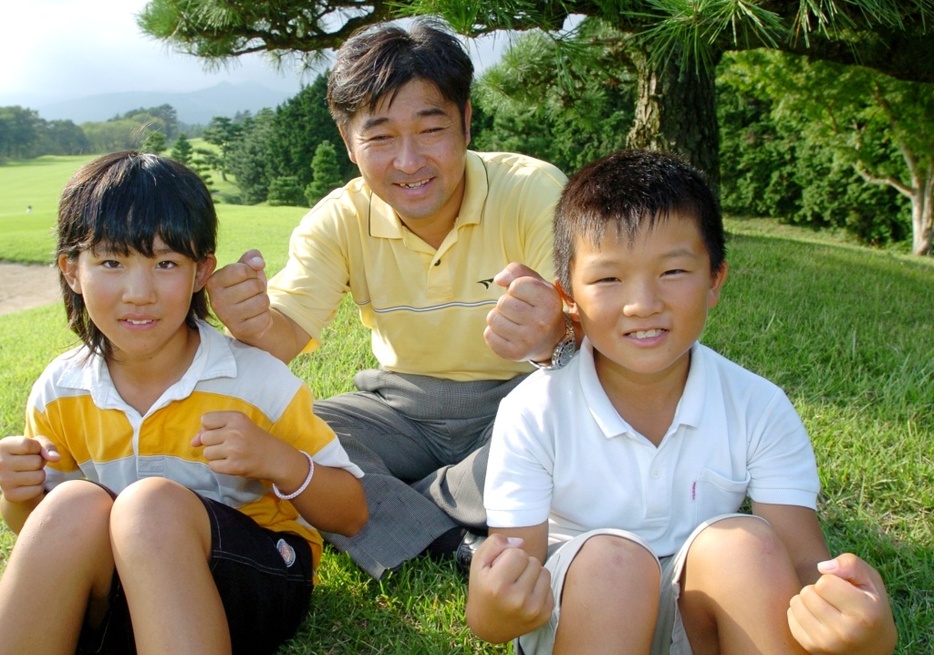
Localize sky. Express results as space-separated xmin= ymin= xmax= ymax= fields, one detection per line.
xmin=0 ymin=0 xmax=508 ymax=105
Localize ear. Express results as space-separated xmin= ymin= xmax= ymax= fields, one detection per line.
xmin=194 ymin=255 xmax=217 ymax=292
xmin=555 ymin=278 xmax=579 ymax=322
xmin=707 ymin=261 xmax=729 ymax=308
xmin=463 ymin=100 xmax=472 ymax=146
xmin=58 ymin=254 xmax=81 ymax=294
xmin=338 ymin=124 xmax=357 ymax=164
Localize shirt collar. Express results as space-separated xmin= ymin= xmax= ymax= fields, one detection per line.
xmin=368 ymin=150 xmax=488 ymax=239
xmin=57 ymin=320 xmax=239 ymax=414
xmin=577 ymin=338 xmax=707 ymax=440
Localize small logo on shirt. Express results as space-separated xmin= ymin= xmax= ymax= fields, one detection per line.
xmin=478 ymin=278 xmax=495 ymax=289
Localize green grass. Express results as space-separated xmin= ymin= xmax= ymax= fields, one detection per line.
xmin=1 ymin=162 xmax=932 ymax=653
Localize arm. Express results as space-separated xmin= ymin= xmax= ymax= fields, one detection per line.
xmin=466 ymin=523 xmax=553 ymax=644
xmin=0 ymin=436 xmax=60 ymax=533
xmin=206 ymin=250 xmax=311 ymax=364
xmin=193 ymin=411 xmax=367 ymax=536
xmin=753 ymin=502 xmax=897 ymax=655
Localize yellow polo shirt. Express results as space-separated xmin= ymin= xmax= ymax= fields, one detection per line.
xmin=268 ymin=150 xmax=567 ymax=382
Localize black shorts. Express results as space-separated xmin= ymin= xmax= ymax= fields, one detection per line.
xmin=78 ymin=488 xmax=314 ymax=655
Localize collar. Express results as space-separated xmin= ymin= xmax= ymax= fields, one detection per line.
xmin=57 ymin=320 xmax=239 ymax=414
xmin=576 ymin=338 xmax=707 ymax=440
xmin=368 ymin=150 xmax=488 ymax=239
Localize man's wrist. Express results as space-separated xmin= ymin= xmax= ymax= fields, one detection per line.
xmin=528 ymin=313 xmax=576 ymax=371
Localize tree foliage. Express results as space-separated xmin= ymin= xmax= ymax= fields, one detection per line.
xmin=305 ymin=140 xmax=344 ymax=205
xmin=226 ymin=109 xmax=276 ymax=204
xmin=719 ymin=50 xmax=932 ymax=254
xmin=266 ymin=73 xmax=357 ymax=188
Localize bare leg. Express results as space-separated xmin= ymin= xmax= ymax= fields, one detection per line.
xmin=554 ymin=535 xmax=660 ymax=655
xmin=679 ymin=517 xmax=809 ymax=655
xmin=109 ymin=478 xmax=230 ymax=655
xmin=0 ymin=481 xmax=116 ymax=655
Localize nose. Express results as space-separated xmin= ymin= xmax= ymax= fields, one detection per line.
xmin=122 ymin=268 xmax=157 ymax=305
xmin=393 ymin=136 xmax=425 ymax=174
xmin=623 ymin=279 xmax=663 ymax=317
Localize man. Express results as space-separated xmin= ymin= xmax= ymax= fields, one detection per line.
xmin=208 ymin=18 xmax=571 ymax=579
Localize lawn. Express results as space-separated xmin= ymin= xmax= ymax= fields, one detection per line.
xmin=0 ymin=158 xmax=931 ymax=653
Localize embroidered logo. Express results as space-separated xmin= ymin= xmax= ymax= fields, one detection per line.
xmin=478 ymin=278 xmax=495 ymax=289
xmin=276 ymin=538 xmax=297 ymax=567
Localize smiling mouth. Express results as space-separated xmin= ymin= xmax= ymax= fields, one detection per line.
xmin=124 ymin=318 xmax=154 ymax=326
xmin=628 ymin=329 xmax=665 ymax=339
xmin=398 ymin=179 xmax=430 ymax=189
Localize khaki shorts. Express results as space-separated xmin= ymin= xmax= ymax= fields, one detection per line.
xmin=517 ymin=513 xmax=762 ymax=655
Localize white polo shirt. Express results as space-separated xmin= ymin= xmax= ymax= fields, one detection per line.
xmin=485 ymin=339 xmax=820 ymax=557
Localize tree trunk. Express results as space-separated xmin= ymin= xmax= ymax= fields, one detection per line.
xmin=627 ymin=46 xmax=721 ymax=194
xmin=911 ymin=170 xmax=933 ymax=256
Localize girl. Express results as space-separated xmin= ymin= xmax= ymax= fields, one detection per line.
xmin=0 ymin=151 xmax=367 ymax=654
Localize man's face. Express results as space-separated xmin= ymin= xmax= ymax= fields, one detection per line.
xmin=340 ymin=79 xmax=471 ymax=241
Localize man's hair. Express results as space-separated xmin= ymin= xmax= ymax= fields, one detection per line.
xmin=327 ymin=18 xmax=473 ymax=130
xmin=57 ymin=151 xmax=217 ymax=358
xmin=554 ymin=149 xmax=726 ymax=293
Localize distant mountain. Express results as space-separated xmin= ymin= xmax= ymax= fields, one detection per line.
xmin=28 ymin=81 xmax=295 ymax=126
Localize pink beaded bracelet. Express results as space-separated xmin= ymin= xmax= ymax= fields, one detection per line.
xmin=273 ymin=451 xmax=314 ymax=500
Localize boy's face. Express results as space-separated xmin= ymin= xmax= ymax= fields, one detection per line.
xmin=563 ymin=212 xmax=727 ymax=388
xmin=59 ymin=236 xmax=215 ymax=366
xmin=338 ymin=78 xmax=471 ymax=239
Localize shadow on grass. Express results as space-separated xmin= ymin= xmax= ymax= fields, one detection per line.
xmin=279 ymin=550 xmax=508 ymax=655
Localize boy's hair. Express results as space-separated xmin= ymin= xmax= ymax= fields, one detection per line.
xmin=57 ymin=151 xmax=217 ymax=358
xmin=327 ymin=17 xmax=473 ymax=131
xmin=554 ymin=149 xmax=726 ymax=293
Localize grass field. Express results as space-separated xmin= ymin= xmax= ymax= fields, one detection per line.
xmin=0 ymin=157 xmax=932 ymax=653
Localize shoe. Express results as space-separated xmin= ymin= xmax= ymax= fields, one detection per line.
xmin=455 ymin=530 xmax=487 ymax=576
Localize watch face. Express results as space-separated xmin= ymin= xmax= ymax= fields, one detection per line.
xmin=553 ymin=338 xmax=576 ymax=368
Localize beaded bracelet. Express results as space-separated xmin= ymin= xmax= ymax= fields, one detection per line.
xmin=273 ymin=451 xmax=314 ymax=500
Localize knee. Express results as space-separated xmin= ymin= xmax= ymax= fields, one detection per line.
xmin=569 ymin=535 xmax=660 ymax=591
xmin=110 ymin=478 xmax=205 ymax=546
xmin=31 ymin=480 xmax=113 ymax=535
xmin=688 ymin=516 xmax=789 ymax=575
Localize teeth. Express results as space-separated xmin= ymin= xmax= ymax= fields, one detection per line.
xmin=632 ymin=329 xmax=663 ymax=339
xmin=400 ymin=180 xmax=429 ymax=189
xmin=127 ymin=319 xmax=151 ymax=325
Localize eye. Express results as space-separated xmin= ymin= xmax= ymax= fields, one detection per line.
xmin=156 ymin=260 xmax=178 ymax=270
xmin=101 ymin=260 xmax=121 ymax=269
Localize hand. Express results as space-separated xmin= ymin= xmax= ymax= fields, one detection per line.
xmin=484 ymin=263 xmax=565 ymax=363
xmin=206 ymin=249 xmax=273 ymax=342
xmin=788 ymin=553 xmax=897 ymax=655
xmin=192 ymin=411 xmax=287 ymax=482
xmin=0 ymin=435 xmax=60 ymax=503
xmin=466 ymin=533 xmax=554 ymax=643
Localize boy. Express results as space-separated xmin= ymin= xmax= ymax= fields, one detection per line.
xmin=0 ymin=152 xmax=367 ymax=654
xmin=466 ymin=150 xmax=896 ymax=654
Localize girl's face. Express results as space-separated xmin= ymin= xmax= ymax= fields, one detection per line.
xmin=59 ymin=236 xmax=215 ymax=366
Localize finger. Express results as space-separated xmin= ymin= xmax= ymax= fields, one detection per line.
xmin=475 ymin=534 xmax=524 ymax=569
xmin=492 ymin=262 xmax=543 ymax=289
xmin=238 ymin=249 xmax=267 ymax=287
xmin=817 ymin=554 xmax=886 ymax=597
xmin=32 ymin=435 xmax=60 ymax=462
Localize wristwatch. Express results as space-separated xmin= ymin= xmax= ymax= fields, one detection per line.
xmin=529 ymin=313 xmax=576 ymax=370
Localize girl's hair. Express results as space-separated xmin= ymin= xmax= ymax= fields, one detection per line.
xmin=57 ymin=151 xmax=217 ymax=357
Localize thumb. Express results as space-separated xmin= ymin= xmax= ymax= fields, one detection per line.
xmin=33 ymin=435 xmax=60 ymax=462
xmin=492 ymin=262 xmax=542 ymax=289
xmin=476 ymin=533 xmax=525 ymax=568
xmin=239 ymin=249 xmax=266 ymax=273
xmin=817 ymin=553 xmax=885 ymax=595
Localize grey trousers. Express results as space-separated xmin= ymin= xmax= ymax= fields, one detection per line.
xmin=316 ymin=368 xmax=527 ymax=579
